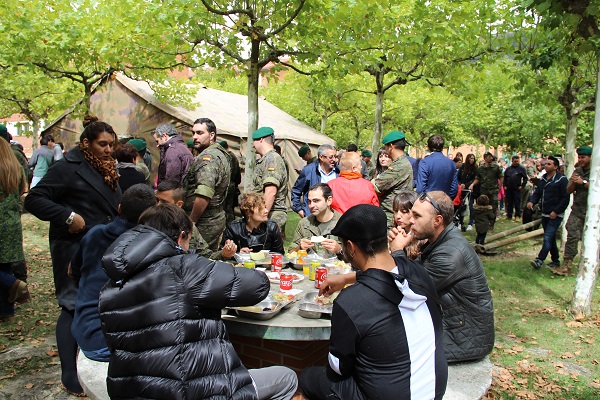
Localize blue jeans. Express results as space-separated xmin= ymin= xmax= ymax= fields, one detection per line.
xmin=538 ymin=216 xmax=562 ymax=262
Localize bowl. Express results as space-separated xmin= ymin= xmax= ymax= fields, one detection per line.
xmin=233 ymin=300 xmax=282 ymax=320
xmin=297 ymin=303 xmax=324 ymax=319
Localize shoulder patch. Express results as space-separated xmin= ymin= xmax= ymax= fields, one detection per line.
xmin=268 ymin=166 xmax=275 ymax=171
xmin=202 ymin=156 xmax=211 ymax=161
xmin=388 ymin=167 xmax=393 ymax=171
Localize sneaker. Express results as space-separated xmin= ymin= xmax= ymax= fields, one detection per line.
xmin=530 ymin=259 xmax=543 ymax=270
xmin=466 ymin=225 xmax=473 ymax=231
xmin=547 ymin=260 xmax=560 ymax=268
xmin=8 ymin=280 xmax=30 ymax=304
xmin=514 ymin=216 xmax=521 ymax=223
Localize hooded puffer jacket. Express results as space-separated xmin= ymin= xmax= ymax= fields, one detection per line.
xmin=418 ymin=224 xmax=495 ymax=363
xmin=99 ymin=225 xmax=269 ymax=399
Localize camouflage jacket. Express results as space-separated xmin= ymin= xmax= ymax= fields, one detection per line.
xmin=476 ymin=163 xmax=502 ymax=194
xmin=373 ymin=155 xmax=413 ymax=220
xmin=570 ymin=166 xmax=590 ymax=217
xmin=183 ymin=142 xmax=231 ymax=213
xmin=250 ymin=149 xmax=289 ymax=212
xmin=289 ymin=211 xmax=342 ymax=257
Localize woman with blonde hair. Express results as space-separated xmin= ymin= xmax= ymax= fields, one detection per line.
xmin=220 ymin=192 xmax=284 ymax=256
xmin=0 ymin=139 xmax=30 ymax=321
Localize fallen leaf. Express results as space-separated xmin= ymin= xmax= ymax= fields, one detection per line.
xmin=24 ymin=383 xmax=34 ymax=389
xmin=46 ymin=349 xmax=58 ymax=357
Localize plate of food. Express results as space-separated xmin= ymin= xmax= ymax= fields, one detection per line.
xmin=270 ymin=289 xmax=303 ymax=309
xmin=266 ymin=272 xmax=305 ymax=284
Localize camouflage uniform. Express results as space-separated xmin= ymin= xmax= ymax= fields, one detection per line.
xmin=564 ymin=166 xmax=590 ymax=261
xmin=135 ymin=160 xmax=151 ymax=185
xmin=521 ymin=164 xmax=536 ymax=212
xmin=289 ymin=212 xmax=342 ymax=258
xmin=224 ymin=151 xmax=241 ymax=224
xmin=249 ymin=149 xmax=289 ymax=231
xmin=475 ymin=163 xmax=502 ymax=227
xmin=365 ymin=160 xmax=376 ymax=180
xmin=189 ymin=225 xmax=223 ymax=260
xmin=182 ymin=142 xmax=231 ymax=251
xmin=372 ymin=155 xmax=413 ymax=227
xmin=11 ymin=144 xmax=29 ymax=183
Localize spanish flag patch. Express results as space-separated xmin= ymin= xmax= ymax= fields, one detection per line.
xmin=268 ymin=166 xmax=275 ymax=171
xmin=202 ymin=156 xmax=211 ymax=161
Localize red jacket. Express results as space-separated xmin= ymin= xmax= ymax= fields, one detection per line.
xmin=328 ymin=172 xmax=379 ymax=214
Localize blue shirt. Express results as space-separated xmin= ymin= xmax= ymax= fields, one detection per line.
xmin=416 ymin=152 xmax=458 ymax=198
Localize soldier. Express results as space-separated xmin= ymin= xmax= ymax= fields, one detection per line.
xmin=295 ymin=145 xmax=316 ymax=174
xmin=127 ymin=138 xmax=151 ymax=184
xmin=469 ymin=152 xmax=503 ymax=229
xmin=219 ymin=140 xmax=242 ymax=224
xmin=289 ymin=183 xmax=342 ymax=258
xmin=552 ymin=146 xmax=592 ymax=276
xmin=250 ymin=127 xmax=289 ymax=232
xmin=372 ymin=130 xmax=414 ymax=227
xmin=361 ymin=149 xmax=376 ymax=180
xmin=182 ymin=118 xmax=231 ymax=250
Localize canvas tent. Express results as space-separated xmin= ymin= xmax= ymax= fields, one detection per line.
xmin=43 ymin=73 xmax=335 ymax=194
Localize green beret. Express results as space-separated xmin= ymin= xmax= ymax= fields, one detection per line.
xmin=298 ymin=145 xmax=310 ymax=157
xmin=252 ymin=126 xmax=274 ymax=140
xmin=361 ymin=149 xmax=372 ymax=157
xmin=127 ymin=138 xmax=146 ymax=152
xmin=0 ymin=124 xmax=9 ymax=141
xmin=577 ymin=146 xmax=592 ymax=156
xmin=381 ymin=130 xmax=405 ymax=145
xmin=186 ymin=140 xmax=194 ymax=148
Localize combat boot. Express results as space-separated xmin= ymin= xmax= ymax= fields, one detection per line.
xmin=551 ymin=259 xmax=572 ymax=276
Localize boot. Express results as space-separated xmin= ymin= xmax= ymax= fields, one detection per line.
xmin=551 ymin=260 xmax=572 ymax=276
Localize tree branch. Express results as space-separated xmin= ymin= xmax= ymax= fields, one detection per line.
xmin=268 ymin=0 xmax=307 ymax=38
xmin=199 ymin=0 xmax=251 ymax=17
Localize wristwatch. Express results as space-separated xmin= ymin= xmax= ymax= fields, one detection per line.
xmin=66 ymin=212 xmax=76 ymax=225
xmin=582 ymin=179 xmax=588 ymax=186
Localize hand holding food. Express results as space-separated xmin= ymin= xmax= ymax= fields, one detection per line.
xmin=299 ymin=238 xmax=315 ymax=250
xmin=318 ymin=273 xmax=356 ymax=296
xmin=321 ymin=238 xmax=340 ymax=254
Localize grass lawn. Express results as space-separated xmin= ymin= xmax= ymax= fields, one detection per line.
xmin=1 ymin=212 xmax=598 ymax=398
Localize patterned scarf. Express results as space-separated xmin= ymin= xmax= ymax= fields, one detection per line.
xmin=79 ymin=143 xmax=120 ymax=191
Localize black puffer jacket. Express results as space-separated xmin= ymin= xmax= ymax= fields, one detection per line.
xmin=220 ymin=219 xmax=284 ymax=254
xmin=99 ymin=225 xmax=269 ymax=399
xmin=418 ymin=224 xmax=494 ymax=363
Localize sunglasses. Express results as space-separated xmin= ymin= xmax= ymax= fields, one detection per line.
xmin=418 ymin=192 xmax=442 ymax=215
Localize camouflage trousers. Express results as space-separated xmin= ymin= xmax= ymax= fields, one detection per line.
xmin=269 ymin=209 xmax=288 ymax=236
xmin=564 ymin=213 xmax=585 ymax=261
xmin=197 ymin=210 xmax=226 ymax=251
xmin=520 ymin=182 xmax=533 ymax=214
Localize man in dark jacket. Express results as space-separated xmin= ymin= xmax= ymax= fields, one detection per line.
xmin=70 ymin=184 xmax=157 ymax=361
xmin=300 ymin=205 xmax=447 ymax=400
xmin=99 ymin=204 xmax=297 ymax=399
xmin=388 ymin=191 xmax=494 ymax=362
xmin=527 ymin=156 xmax=569 ymax=270
xmin=503 ymin=155 xmax=528 ymax=221
xmin=153 ymin=123 xmax=193 ymax=185
xmin=291 ymin=144 xmax=338 ymax=217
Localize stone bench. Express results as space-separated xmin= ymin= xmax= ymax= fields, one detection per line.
xmin=77 ymin=352 xmax=492 ymax=400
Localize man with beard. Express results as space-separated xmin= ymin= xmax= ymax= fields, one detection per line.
xmin=182 ymin=118 xmax=231 ymax=250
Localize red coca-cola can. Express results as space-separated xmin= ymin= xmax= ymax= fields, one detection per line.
xmin=280 ymin=273 xmax=293 ymax=291
xmin=315 ymin=267 xmax=328 ymax=289
xmin=271 ymin=253 xmax=283 ymax=272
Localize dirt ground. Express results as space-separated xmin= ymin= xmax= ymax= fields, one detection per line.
xmin=0 ymin=336 xmax=82 ymax=399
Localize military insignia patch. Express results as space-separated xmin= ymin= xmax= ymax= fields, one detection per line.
xmin=202 ymin=156 xmax=211 ymax=161
xmin=268 ymin=166 xmax=275 ymax=171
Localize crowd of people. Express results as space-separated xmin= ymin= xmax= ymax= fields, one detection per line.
xmin=0 ymin=116 xmax=592 ymax=399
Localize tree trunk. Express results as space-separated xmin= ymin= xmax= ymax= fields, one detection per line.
xmin=560 ymin=114 xmax=578 ymax=252
xmin=320 ymin=115 xmax=327 ymax=135
xmin=31 ymin=117 xmax=40 ymax=151
xmin=371 ymin=71 xmax=385 ymax=151
xmin=244 ymin=40 xmax=260 ymax=190
xmin=570 ymin=55 xmax=600 ymax=316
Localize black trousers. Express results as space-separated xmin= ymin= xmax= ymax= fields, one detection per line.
xmin=299 ymin=366 xmax=366 ymax=400
xmin=505 ymin=188 xmax=521 ymax=219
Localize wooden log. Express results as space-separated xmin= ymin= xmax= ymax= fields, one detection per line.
xmin=477 ymin=228 xmax=544 ymax=252
xmin=484 ymin=219 xmax=542 ymax=242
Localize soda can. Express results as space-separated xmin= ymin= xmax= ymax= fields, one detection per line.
xmin=315 ymin=267 xmax=328 ymax=289
xmin=243 ymin=261 xmax=256 ymax=269
xmin=280 ymin=272 xmax=293 ymax=291
xmin=297 ymin=250 xmax=308 ymax=264
xmin=271 ymin=253 xmax=283 ymax=272
xmin=309 ymin=261 xmax=320 ymax=281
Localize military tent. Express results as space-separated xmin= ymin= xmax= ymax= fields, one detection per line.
xmin=43 ymin=73 xmax=334 ymax=193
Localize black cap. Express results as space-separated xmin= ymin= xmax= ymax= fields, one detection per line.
xmin=331 ymin=204 xmax=388 ymax=242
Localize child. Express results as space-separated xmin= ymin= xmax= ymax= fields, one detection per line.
xmin=473 ymin=195 xmax=495 ymax=245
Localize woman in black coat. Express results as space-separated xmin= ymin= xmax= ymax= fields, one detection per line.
xmin=220 ymin=192 xmax=284 ymax=256
xmin=24 ymin=115 xmax=122 ymax=396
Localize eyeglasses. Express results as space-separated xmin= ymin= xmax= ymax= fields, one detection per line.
xmin=321 ymin=155 xmax=336 ymax=160
xmin=418 ymin=192 xmax=442 ymax=215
